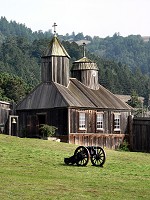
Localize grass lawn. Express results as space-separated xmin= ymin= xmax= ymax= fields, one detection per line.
xmin=0 ymin=134 xmax=150 ymax=200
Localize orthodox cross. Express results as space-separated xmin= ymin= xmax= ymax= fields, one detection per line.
xmin=83 ymin=42 xmax=86 ymax=57
xmin=52 ymin=22 xmax=57 ymax=35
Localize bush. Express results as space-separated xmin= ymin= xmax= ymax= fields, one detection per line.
xmin=118 ymin=140 xmax=129 ymax=151
xmin=39 ymin=124 xmax=57 ymax=138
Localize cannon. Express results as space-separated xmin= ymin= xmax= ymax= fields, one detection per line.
xmin=64 ymin=146 xmax=106 ymax=167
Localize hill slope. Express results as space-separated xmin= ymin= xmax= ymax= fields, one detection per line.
xmin=0 ymin=134 xmax=150 ymax=200
xmin=0 ymin=17 xmax=150 ymax=104
xmin=87 ymin=34 xmax=150 ymax=75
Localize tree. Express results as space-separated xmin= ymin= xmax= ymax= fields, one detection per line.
xmin=0 ymin=73 xmax=29 ymax=102
xmin=127 ymin=91 xmax=142 ymax=108
xmin=74 ymin=32 xmax=84 ymax=41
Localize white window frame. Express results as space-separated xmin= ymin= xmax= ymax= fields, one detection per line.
xmin=114 ymin=113 xmax=121 ymax=131
xmin=96 ymin=112 xmax=104 ymax=130
xmin=79 ymin=112 xmax=86 ymax=130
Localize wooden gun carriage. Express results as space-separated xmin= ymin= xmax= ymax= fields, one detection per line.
xmin=64 ymin=146 xmax=106 ymax=167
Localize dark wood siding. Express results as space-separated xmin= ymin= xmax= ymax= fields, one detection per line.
xmin=26 ymin=115 xmax=38 ymax=137
xmin=87 ymin=110 xmax=96 ymax=133
xmin=41 ymin=58 xmax=52 ymax=82
xmin=70 ymin=108 xmax=130 ymax=134
xmin=70 ymin=109 xmax=78 ymax=133
xmin=71 ymin=70 xmax=81 ymax=82
xmin=17 ymin=108 xmax=68 ymax=138
xmin=121 ymin=112 xmax=130 ymax=133
xmin=104 ymin=111 xmax=109 ymax=133
xmin=48 ymin=108 xmax=68 ymax=135
xmin=130 ymin=117 xmax=150 ymax=152
xmin=72 ymin=70 xmax=99 ymax=90
xmin=17 ymin=107 xmax=132 ymax=149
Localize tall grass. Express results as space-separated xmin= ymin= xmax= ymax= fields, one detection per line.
xmin=0 ymin=134 xmax=150 ymax=200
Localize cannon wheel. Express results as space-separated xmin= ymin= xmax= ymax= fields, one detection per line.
xmin=74 ymin=146 xmax=90 ymax=166
xmin=90 ymin=146 xmax=106 ymax=167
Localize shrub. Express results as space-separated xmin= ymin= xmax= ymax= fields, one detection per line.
xmin=40 ymin=124 xmax=57 ymax=138
xmin=118 ymin=140 xmax=129 ymax=151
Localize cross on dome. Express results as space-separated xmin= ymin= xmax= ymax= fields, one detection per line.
xmin=82 ymin=42 xmax=86 ymax=57
xmin=52 ymin=23 xmax=57 ymax=35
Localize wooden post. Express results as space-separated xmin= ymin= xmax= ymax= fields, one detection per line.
xmin=9 ymin=115 xmax=19 ymax=136
xmin=68 ymin=108 xmax=70 ymax=143
xmin=128 ymin=115 xmax=133 ymax=151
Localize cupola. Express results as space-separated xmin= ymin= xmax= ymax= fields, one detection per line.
xmin=41 ymin=23 xmax=70 ymax=87
xmin=71 ymin=43 xmax=99 ymax=90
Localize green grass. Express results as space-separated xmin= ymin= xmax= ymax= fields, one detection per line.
xmin=0 ymin=134 xmax=150 ymax=200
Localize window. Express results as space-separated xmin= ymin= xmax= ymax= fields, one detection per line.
xmin=96 ymin=112 xmax=103 ymax=130
xmin=114 ymin=113 xmax=121 ymax=131
xmin=79 ymin=112 xmax=86 ymax=130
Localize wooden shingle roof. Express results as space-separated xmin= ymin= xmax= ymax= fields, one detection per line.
xmin=16 ymin=78 xmax=131 ymax=111
xmin=43 ymin=35 xmax=70 ymax=58
xmin=72 ymin=57 xmax=98 ymax=70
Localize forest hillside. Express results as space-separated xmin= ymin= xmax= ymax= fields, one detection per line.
xmin=0 ymin=17 xmax=150 ymax=104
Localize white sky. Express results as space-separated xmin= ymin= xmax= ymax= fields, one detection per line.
xmin=0 ymin=0 xmax=150 ymax=37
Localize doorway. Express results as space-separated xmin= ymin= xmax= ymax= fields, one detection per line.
xmin=37 ymin=114 xmax=46 ymax=138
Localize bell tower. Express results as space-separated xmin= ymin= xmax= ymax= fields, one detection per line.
xmin=41 ymin=23 xmax=70 ymax=87
xmin=71 ymin=43 xmax=99 ymax=90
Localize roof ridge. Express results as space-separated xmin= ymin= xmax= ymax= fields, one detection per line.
xmin=70 ymin=79 xmax=99 ymax=107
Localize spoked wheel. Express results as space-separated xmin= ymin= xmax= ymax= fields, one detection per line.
xmin=74 ymin=146 xmax=90 ymax=166
xmin=90 ymin=146 xmax=106 ymax=167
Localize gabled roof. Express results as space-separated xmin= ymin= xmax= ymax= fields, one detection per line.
xmin=68 ymin=79 xmax=131 ymax=110
xmin=16 ymin=79 xmax=132 ymax=111
xmin=43 ymin=35 xmax=70 ymax=58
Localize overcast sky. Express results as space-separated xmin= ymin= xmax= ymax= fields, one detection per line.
xmin=0 ymin=0 xmax=150 ymax=37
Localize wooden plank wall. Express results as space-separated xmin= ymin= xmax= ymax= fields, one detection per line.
xmin=72 ymin=69 xmax=99 ymax=90
xmin=70 ymin=108 xmax=130 ymax=135
xmin=17 ymin=108 xmax=68 ymax=138
xmin=0 ymin=102 xmax=11 ymax=133
xmin=130 ymin=117 xmax=150 ymax=152
xmin=69 ymin=133 xmax=127 ymax=149
xmin=41 ymin=56 xmax=69 ymax=86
